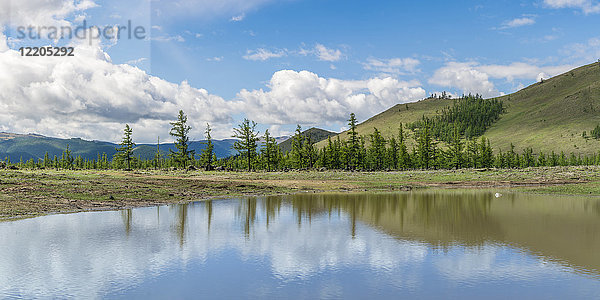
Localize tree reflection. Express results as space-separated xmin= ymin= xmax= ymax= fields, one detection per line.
xmin=121 ymin=209 xmax=132 ymax=236
xmin=171 ymin=204 xmax=188 ymax=247
xmin=229 ymin=191 xmax=600 ymax=274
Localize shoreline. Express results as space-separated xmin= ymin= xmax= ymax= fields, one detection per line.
xmin=1 ymin=166 xmax=600 ymax=220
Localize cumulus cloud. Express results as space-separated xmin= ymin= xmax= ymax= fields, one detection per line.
xmin=237 ymin=70 xmax=426 ymax=125
xmin=0 ymin=34 xmax=235 ymax=142
xmin=243 ymin=48 xmax=286 ymax=61
xmin=0 ymin=0 xmax=97 ymax=28
xmin=429 ymin=61 xmax=574 ymax=97
xmin=429 ymin=62 xmax=498 ymax=97
xmin=363 ymin=57 xmax=421 ymax=75
xmin=544 ymin=0 xmax=600 ymax=14
xmin=477 ymin=62 xmax=573 ymax=82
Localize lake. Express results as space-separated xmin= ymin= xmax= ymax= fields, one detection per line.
xmin=1 ymin=190 xmax=599 ymax=299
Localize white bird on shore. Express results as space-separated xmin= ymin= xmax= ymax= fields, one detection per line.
xmin=495 ymin=193 xmax=502 ymax=198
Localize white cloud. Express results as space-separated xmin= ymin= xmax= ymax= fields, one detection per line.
xmin=0 ymin=34 xmax=235 ymax=142
xmin=124 ymin=57 xmax=147 ymax=65
xmin=314 ymin=44 xmax=343 ymax=62
xmin=243 ymin=48 xmax=286 ymax=61
xmin=544 ymin=0 xmax=600 ymax=14
xmin=206 ymin=56 xmax=224 ymax=62
xmin=560 ymin=37 xmax=600 ymax=63
xmin=230 ymin=13 xmax=245 ymax=22
xmin=0 ymin=0 xmax=97 ymax=29
xmin=363 ymin=57 xmax=421 ymax=75
xmin=478 ymin=62 xmax=573 ymax=82
xmin=149 ymin=35 xmax=185 ymax=42
xmin=242 ymin=44 xmax=344 ymax=63
xmin=298 ymin=44 xmax=344 ymax=62
xmin=237 ymin=70 xmax=426 ymax=125
xmin=429 ymin=61 xmax=574 ymax=97
xmin=500 ymin=17 xmax=536 ymax=29
xmin=266 ymin=125 xmax=292 ymax=138
xmin=429 ymin=62 xmax=498 ymax=97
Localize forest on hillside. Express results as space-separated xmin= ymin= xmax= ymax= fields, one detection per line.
xmin=407 ymin=94 xmax=505 ymax=142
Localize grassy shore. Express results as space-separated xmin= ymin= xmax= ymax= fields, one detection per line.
xmin=1 ymin=166 xmax=600 ymax=220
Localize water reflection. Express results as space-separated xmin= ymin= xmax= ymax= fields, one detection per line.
xmin=0 ymin=191 xmax=599 ymax=298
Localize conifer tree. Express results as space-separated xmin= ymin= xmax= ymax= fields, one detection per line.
xmin=398 ymin=125 xmax=410 ymax=169
xmin=43 ymin=152 xmax=50 ymax=168
xmin=169 ymin=110 xmax=195 ymax=168
xmin=155 ymin=136 xmax=161 ymax=170
xmin=479 ymin=137 xmax=493 ymax=168
xmin=369 ymin=128 xmax=386 ymax=170
xmin=200 ymin=123 xmax=215 ymax=170
xmin=387 ymin=137 xmax=399 ymax=169
xmin=304 ymin=135 xmax=317 ymax=169
xmin=262 ymin=129 xmax=279 ymax=172
xmin=291 ymin=125 xmax=306 ymax=168
xmin=416 ymin=123 xmax=435 ymax=169
xmin=232 ymin=119 xmax=260 ymax=172
xmin=116 ymin=124 xmax=135 ymax=170
xmin=61 ymin=145 xmax=73 ymax=169
xmin=347 ymin=113 xmax=360 ymax=169
xmin=447 ymin=126 xmax=464 ymax=169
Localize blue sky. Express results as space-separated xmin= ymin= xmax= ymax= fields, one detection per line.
xmin=1 ymin=0 xmax=599 ymax=141
xmin=126 ymin=0 xmax=597 ymax=98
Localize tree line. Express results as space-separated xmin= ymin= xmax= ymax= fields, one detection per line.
xmin=3 ymin=110 xmax=600 ymax=172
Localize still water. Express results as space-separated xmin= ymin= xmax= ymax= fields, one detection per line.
xmin=1 ymin=190 xmax=599 ymax=299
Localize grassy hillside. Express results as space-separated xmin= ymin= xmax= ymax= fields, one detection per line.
xmin=0 ymin=133 xmax=237 ymax=161
xmin=318 ymin=62 xmax=600 ymax=155
xmin=279 ymin=127 xmax=337 ymax=153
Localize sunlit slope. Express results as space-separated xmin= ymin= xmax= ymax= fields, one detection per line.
xmin=317 ymin=62 xmax=600 ymax=155
xmin=485 ymin=62 xmax=600 ymax=154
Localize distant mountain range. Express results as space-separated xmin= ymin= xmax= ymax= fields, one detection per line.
xmin=0 ymin=128 xmax=338 ymax=162
xmin=0 ymin=132 xmax=238 ymax=161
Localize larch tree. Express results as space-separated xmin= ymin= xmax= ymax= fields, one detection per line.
xmin=154 ymin=136 xmax=161 ymax=170
xmin=116 ymin=124 xmax=135 ymax=170
xmin=447 ymin=126 xmax=464 ymax=169
xmin=347 ymin=113 xmax=360 ymax=169
xmin=262 ymin=129 xmax=279 ymax=172
xmin=169 ymin=110 xmax=195 ymax=168
xmin=369 ymin=128 xmax=386 ymax=170
xmin=291 ymin=125 xmax=305 ymax=168
xmin=200 ymin=123 xmax=215 ymax=170
xmin=232 ymin=119 xmax=260 ymax=172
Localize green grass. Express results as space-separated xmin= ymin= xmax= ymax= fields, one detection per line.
xmin=317 ymin=62 xmax=600 ymax=155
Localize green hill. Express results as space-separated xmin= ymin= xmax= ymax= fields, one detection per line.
xmin=0 ymin=133 xmax=237 ymax=162
xmin=278 ymin=128 xmax=337 ymax=153
xmin=318 ymin=62 xmax=600 ymax=155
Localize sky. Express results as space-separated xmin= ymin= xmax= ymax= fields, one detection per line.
xmin=0 ymin=0 xmax=599 ymax=142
